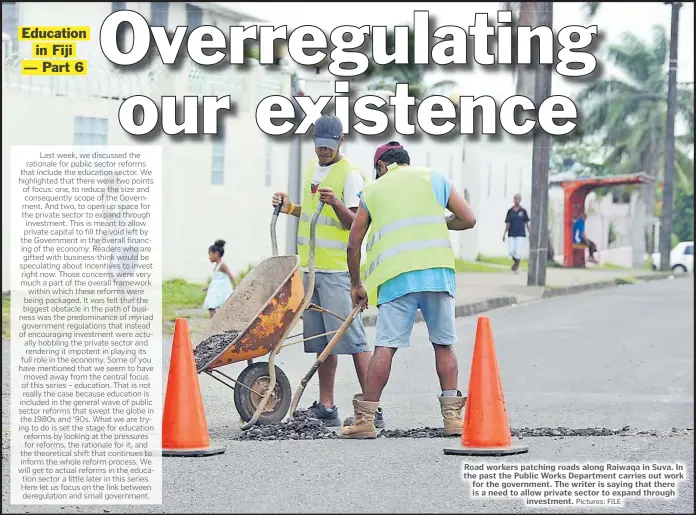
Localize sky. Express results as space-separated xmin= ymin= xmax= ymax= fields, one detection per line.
xmin=227 ymin=1 xmax=695 ymax=102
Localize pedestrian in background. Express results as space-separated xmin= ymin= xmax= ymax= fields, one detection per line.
xmin=202 ymin=239 xmax=238 ymax=318
xmin=503 ymin=194 xmax=531 ymax=273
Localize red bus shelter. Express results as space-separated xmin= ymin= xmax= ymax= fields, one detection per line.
xmin=551 ymin=173 xmax=652 ymax=268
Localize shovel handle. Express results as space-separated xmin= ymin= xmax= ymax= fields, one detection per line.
xmin=314 ymin=304 xmax=361 ymax=366
xmin=289 ymin=304 xmax=362 ymax=416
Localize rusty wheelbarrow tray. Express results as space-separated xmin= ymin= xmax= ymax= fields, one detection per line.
xmin=193 ymin=201 xmax=359 ymax=429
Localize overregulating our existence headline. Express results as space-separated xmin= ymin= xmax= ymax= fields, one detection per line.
xmin=100 ymin=10 xmax=600 ymax=138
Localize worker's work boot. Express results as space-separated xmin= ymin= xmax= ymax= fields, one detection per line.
xmin=339 ymin=394 xmax=379 ymax=439
xmin=439 ymin=391 xmax=467 ymax=436
xmin=342 ymin=407 xmax=384 ymax=428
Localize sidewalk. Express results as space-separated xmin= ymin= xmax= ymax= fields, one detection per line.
xmin=173 ymin=267 xmax=670 ymax=337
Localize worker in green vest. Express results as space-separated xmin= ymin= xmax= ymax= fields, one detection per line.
xmin=272 ymin=115 xmax=384 ymax=428
xmin=340 ymin=141 xmax=477 ymax=439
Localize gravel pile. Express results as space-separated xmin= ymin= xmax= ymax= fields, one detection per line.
xmin=194 ymin=330 xmax=241 ymax=370
xmin=234 ymin=423 xmax=693 ymax=441
xmin=237 ymin=411 xmax=339 ymax=441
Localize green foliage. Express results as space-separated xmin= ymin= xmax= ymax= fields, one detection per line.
xmin=361 ymin=25 xmax=458 ymax=99
xmin=2 ymin=296 xmax=9 ymax=340
xmin=550 ymin=139 xmax=614 ymax=177
xmin=674 ymin=182 xmax=694 ymax=241
xmin=608 ymin=221 xmax=617 ymax=246
xmin=455 ymin=260 xmax=506 ymax=273
xmin=236 ymin=264 xmax=256 ymax=283
xmin=576 ymin=25 xmax=694 ymax=184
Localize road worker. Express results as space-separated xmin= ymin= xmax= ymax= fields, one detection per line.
xmin=340 ymin=141 xmax=476 ymax=439
xmin=272 ymin=115 xmax=384 ymax=428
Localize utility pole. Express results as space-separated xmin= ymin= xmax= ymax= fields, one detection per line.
xmin=527 ymin=1 xmax=553 ymax=287
xmin=659 ymin=1 xmax=681 ymax=271
xmin=285 ymin=73 xmax=304 ymax=255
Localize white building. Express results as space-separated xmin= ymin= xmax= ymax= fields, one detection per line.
xmin=2 ymin=2 xmax=293 ymax=291
xmin=2 ymin=2 xmax=534 ymax=291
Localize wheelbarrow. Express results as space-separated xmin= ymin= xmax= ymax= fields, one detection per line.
xmin=193 ymin=201 xmax=361 ymax=430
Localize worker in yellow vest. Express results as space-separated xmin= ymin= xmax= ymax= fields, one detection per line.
xmin=340 ymin=141 xmax=477 ymax=439
xmin=272 ymin=115 xmax=384 ymax=428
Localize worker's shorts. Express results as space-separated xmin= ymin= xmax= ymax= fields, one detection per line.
xmin=375 ymin=291 xmax=457 ymax=349
xmin=302 ymin=271 xmax=370 ymax=355
xmin=508 ymin=236 xmax=526 ymax=260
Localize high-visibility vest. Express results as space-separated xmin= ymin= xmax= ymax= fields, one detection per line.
xmin=297 ymin=157 xmax=366 ymax=271
xmin=361 ymin=166 xmax=455 ymax=306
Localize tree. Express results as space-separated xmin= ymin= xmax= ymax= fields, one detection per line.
xmin=499 ymin=2 xmax=538 ymax=97
xmin=673 ymin=181 xmax=694 ymax=241
xmin=575 ymin=25 xmax=694 ymax=255
xmin=502 ymin=2 xmax=603 ymax=95
xmin=360 ymin=26 xmax=458 ymax=100
xmin=583 ymin=2 xmax=602 ymax=19
xmin=550 ymin=139 xmax=614 ymax=177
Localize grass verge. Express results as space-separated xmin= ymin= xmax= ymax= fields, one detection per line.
xmin=162 ymin=278 xmax=206 ymax=324
xmin=2 ymin=296 xmax=10 ymax=340
xmin=477 ymin=255 xmax=527 ymax=269
xmin=477 ymin=254 xmax=637 ymax=271
xmin=455 ymin=259 xmax=506 ymax=273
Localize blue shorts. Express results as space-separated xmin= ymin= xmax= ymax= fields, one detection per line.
xmin=375 ymin=291 xmax=457 ymax=349
xmin=302 ymin=272 xmax=370 ymax=355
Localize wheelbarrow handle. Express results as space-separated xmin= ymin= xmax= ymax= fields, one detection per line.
xmin=270 ymin=200 xmax=324 ymax=261
xmin=307 ymin=200 xmax=325 ymax=276
xmin=289 ymin=304 xmax=362 ymax=417
xmin=270 ymin=203 xmax=282 ymax=257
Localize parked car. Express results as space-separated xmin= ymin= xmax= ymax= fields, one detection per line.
xmin=651 ymin=241 xmax=693 ymax=273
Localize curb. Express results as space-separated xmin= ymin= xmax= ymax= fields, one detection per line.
xmin=541 ymin=272 xmax=674 ymax=299
xmin=361 ymin=295 xmax=519 ymax=327
xmin=360 ymin=273 xmax=677 ymax=327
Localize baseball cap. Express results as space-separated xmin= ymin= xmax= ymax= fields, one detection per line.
xmin=374 ymin=141 xmax=403 ymax=167
xmin=313 ymin=115 xmax=343 ymax=150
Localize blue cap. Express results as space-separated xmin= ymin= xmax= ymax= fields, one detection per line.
xmin=313 ymin=115 xmax=343 ymax=150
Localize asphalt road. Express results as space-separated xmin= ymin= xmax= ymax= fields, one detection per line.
xmin=2 ymin=277 xmax=694 ymax=513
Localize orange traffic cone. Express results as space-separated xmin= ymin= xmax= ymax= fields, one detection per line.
xmin=162 ymin=318 xmax=225 ymax=457
xmin=444 ymin=316 xmax=528 ymax=456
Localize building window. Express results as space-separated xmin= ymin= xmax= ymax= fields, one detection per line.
xmin=487 ymin=163 xmax=492 ymax=197
xmin=186 ymin=4 xmax=203 ymax=31
xmin=503 ymin=164 xmax=508 ymax=198
xmin=264 ymin=142 xmax=272 ymax=187
xmin=74 ymin=117 xmax=109 ymax=146
xmin=612 ymin=188 xmax=631 ymax=204
xmin=211 ymin=135 xmax=225 ymax=185
xmin=151 ymin=2 xmax=169 ymax=27
xmin=2 ymin=3 xmax=19 ymax=53
xmin=111 ymin=3 xmax=128 ymax=52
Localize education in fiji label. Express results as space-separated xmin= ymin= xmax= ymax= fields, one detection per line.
xmin=19 ymin=26 xmax=89 ymax=76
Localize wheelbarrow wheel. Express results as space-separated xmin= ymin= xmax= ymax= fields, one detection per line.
xmin=234 ymin=362 xmax=291 ymax=425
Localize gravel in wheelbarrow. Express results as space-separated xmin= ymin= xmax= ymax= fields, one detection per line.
xmin=194 ymin=330 xmax=241 ymax=371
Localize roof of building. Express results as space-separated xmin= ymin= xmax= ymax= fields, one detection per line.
xmin=193 ymin=2 xmax=267 ymax=23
